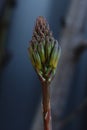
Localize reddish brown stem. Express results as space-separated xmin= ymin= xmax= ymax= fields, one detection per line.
xmin=41 ymin=82 xmax=52 ymax=130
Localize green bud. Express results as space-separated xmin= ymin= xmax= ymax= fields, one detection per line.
xmin=49 ymin=40 xmax=59 ymax=68
xmin=46 ymin=42 xmax=52 ymax=61
xmin=53 ymin=45 xmax=61 ymax=68
xmin=33 ymin=51 xmax=42 ymax=70
xmin=38 ymin=43 xmax=45 ymax=63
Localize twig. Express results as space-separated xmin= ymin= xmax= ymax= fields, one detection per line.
xmin=41 ymin=82 xmax=52 ymax=130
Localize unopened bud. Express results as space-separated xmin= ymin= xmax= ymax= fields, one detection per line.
xmin=28 ymin=16 xmax=61 ymax=83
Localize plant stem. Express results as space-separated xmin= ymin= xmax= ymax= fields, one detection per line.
xmin=41 ymin=82 xmax=52 ymax=130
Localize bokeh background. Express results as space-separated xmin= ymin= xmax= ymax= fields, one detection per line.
xmin=0 ymin=0 xmax=87 ymax=130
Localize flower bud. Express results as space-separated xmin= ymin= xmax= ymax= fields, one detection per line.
xmin=28 ymin=16 xmax=61 ymax=83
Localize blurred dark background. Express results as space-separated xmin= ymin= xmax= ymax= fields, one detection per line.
xmin=0 ymin=0 xmax=87 ymax=130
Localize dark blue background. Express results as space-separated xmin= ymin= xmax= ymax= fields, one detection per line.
xmin=2 ymin=0 xmax=86 ymax=130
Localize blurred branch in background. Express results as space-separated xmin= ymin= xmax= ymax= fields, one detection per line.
xmin=0 ymin=0 xmax=16 ymax=69
xmin=31 ymin=0 xmax=87 ymax=130
xmin=58 ymin=96 xmax=87 ymax=128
